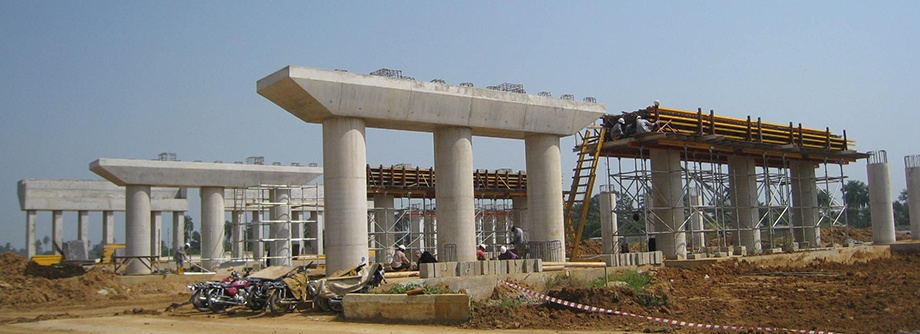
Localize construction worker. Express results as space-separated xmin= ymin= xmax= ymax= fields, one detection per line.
xmin=609 ymin=117 xmax=626 ymax=139
xmin=636 ymin=116 xmax=657 ymax=134
xmin=174 ymin=243 xmax=189 ymax=275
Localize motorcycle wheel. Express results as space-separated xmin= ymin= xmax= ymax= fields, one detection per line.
xmin=313 ymin=296 xmax=331 ymax=312
xmin=268 ymin=289 xmax=295 ymax=315
xmin=190 ymin=288 xmax=210 ymax=312
xmin=327 ymin=298 xmax=343 ymax=313
xmin=208 ymin=289 xmax=228 ymax=314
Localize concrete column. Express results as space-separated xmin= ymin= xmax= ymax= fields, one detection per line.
xmin=125 ymin=185 xmax=151 ymax=275
xmin=904 ymin=156 xmax=920 ymax=240
xmin=172 ymin=211 xmax=185 ymax=253
xmin=323 ymin=117 xmax=368 ymax=273
xmin=688 ymin=188 xmax=706 ymax=253
xmin=525 ymin=134 xmax=565 ymax=261
xmin=251 ymin=211 xmax=264 ymax=264
xmin=373 ymin=194 xmax=395 ymax=263
xmin=511 ymin=197 xmax=528 ymax=240
xmin=78 ymin=210 xmax=90 ymax=250
xmin=791 ymin=160 xmax=820 ymax=247
xmin=599 ymin=188 xmax=619 ymax=254
xmin=102 ymin=211 xmax=115 ymax=244
xmin=292 ymin=210 xmax=303 ymax=256
xmin=231 ymin=211 xmax=244 ymax=259
xmin=867 ymin=152 xmax=896 ymax=244
xmin=270 ymin=188 xmax=292 ymax=267
xmin=650 ymin=149 xmax=687 ymax=260
xmin=315 ymin=211 xmax=325 ymax=255
xmin=434 ymin=126 xmax=476 ymax=262
xmin=52 ymin=210 xmax=63 ymax=255
xmin=200 ymin=186 xmax=225 ymax=270
xmin=26 ymin=210 xmax=36 ymax=258
xmin=728 ymin=156 xmax=762 ymax=254
xmin=150 ymin=211 xmax=162 ymax=257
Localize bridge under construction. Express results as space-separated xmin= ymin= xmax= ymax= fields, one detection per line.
xmin=563 ymin=103 xmax=868 ymax=260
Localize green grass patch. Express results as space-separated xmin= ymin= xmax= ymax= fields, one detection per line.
xmin=372 ymin=282 xmax=456 ymax=295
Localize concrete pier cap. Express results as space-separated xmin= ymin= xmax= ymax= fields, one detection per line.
xmin=90 ymin=158 xmax=323 ymax=272
xmin=256 ymin=66 xmax=605 ymax=139
xmin=258 ymin=65 xmax=606 ymax=267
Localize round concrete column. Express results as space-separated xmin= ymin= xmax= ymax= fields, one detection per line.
xmin=728 ymin=156 xmax=762 ymax=254
xmin=26 ymin=210 xmax=36 ymax=258
xmin=434 ymin=126 xmax=475 ymax=262
xmin=125 ymin=185 xmax=152 ymax=275
xmin=791 ymin=160 xmax=820 ymax=247
xmin=525 ymin=134 xmax=565 ymax=261
xmin=867 ymin=151 xmax=896 ymax=244
xmin=171 ymin=211 xmax=185 ymax=254
xmin=251 ymin=211 xmax=264 ymax=264
xmin=200 ymin=186 xmax=225 ymax=270
xmin=650 ymin=149 xmax=687 ymax=260
xmin=688 ymin=188 xmax=706 ymax=253
xmin=52 ymin=210 xmax=63 ymax=255
xmin=599 ymin=187 xmax=618 ymax=254
xmin=511 ymin=197 xmax=528 ymax=235
xmin=905 ymin=155 xmax=920 ymax=240
xmin=323 ymin=117 xmax=369 ymax=273
xmin=231 ymin=210 xmax=245 ymax=259
xmin=103 ymin=211 xmax=115 ymax=244
xmin=270 ymin=188 xmax=292 ymax=266
xmin=373 ymin=194 xmax=395 ymax=264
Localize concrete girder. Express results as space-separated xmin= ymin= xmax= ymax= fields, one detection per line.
xmin=257 ymin=66 xmax=605 ymax=140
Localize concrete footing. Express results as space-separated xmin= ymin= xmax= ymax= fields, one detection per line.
xmin=599 ymin=251 xmax=664 ymax=267
xmin=419 ymin=259 xmax=543 ymax=278
xmin=344 ymin=293 xmax=471 ymax=324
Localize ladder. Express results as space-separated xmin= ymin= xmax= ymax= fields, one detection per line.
xmin=563 ymin=126 xmax=606 ymax=261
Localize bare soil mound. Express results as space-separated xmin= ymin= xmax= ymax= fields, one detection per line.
xmin=465 ymin=253 xmax=920 ymax=333
xmin=0 ymin=252 xmax=130 ymax=307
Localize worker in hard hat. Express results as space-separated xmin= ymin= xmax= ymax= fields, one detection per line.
xmin=390 ymin=245 xmax=411 ymax=272
xmin=174 ymin=243 xmax=190 ymax=275
xmin=636 ymin=115 xmax=657 ymax=134
xmin=476 ymin=244 xmax=487 ymax=261
xmin=609 ymin=117 xmax=626 ymax=139
xmin=497 ymin=245 xmax=520 ymax=260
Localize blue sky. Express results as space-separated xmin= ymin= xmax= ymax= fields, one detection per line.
xmin=1 ymin=1 xmax=918 ymax=250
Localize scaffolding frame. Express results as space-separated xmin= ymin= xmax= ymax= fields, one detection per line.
xmin=226 ymin=184 xmax=322 ymax=267
xmin=605 ymin=151 xmax=849 ymax=254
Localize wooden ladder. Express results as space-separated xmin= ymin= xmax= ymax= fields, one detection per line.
xmin=563 ymin=126 xmax=606 ymax=261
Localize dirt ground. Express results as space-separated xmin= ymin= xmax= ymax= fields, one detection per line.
xmin=1 ymin=227 xmax=918 ymax=334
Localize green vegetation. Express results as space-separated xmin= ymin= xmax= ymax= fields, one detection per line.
xmin=591 ymin=270 xmax=668 ymax=307
xmin=373 ymin=282 xmax=456 ymax=295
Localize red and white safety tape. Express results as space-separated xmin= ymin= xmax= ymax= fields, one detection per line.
xmin=501 ymin=281 xmax=840 ymax=334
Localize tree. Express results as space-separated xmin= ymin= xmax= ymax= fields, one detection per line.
xmin=578 ymin=194 xmax=602 ymax=239
xmin=842 ymin=180 xmax=871 ymax=228
xmin=184 ymin=215 xmax=195 ymax=244
xmin=893 ymin=189 xmax=910 ymax=228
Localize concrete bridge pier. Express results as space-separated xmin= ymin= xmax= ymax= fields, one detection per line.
xmin=26 ymin=211 xmax=36 ymax=258
xmin=374 ymin=194 xmax=395 ymax=263
xmin=200 ymin=186 xmax=225 ymax=270
xmin=434 ymin=126 xmax=475 ymax=262
xmin=525 ymin=134 xmax=565 ymax=261
xmin=791 ymin=160 xmax=820 ymax=248
xmin=650 ymin=149 xmax=687 ymax=260
xmin=103 ymin=211 xmax=115 ymax=245
xmin=269 ymin=188 xmax=292 ymax=266
xmin=867 ymin=151 xmax=896 ymax=245
xmin=172 ymin=211 xmax=184 ymax=254
xmin=729 ymin=156 xmax=762 ymax=254
xmin=323 ymin=117 xmax=369 ymax=273
xmin=126 ymin=185 xmax=152 ymax=275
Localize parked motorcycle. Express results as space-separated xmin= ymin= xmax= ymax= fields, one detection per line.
xmin=207 ymin=270 xmax=256 ymax=313
xmin=188 ymin=281 xmax=220 ymax=312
